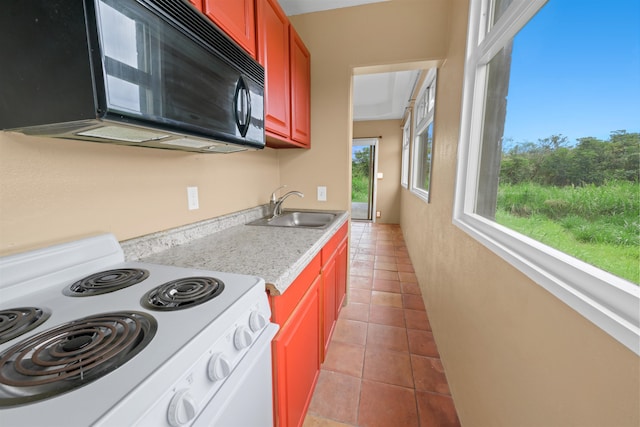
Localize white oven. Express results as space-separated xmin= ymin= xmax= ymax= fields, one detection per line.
xmin=0 ymin=234 xmax=277 ymax=426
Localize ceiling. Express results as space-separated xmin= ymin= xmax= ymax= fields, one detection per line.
xmin=352 ymin=70 xmax=420 ymax=121
xmin=279 ymin=0 xmax=419 ymax=122
xmin=278 ymin=0 xmax=390 ymax=16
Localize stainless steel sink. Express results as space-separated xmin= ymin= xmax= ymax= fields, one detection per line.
xmin=248 ymin=211 xmax=337 ymax=229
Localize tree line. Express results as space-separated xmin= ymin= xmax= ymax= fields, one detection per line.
xmin=500 ymin=130 xmax=639 ymax=186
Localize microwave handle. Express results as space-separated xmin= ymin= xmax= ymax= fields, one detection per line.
xmin=234 ymin=76 xmax=251 ymax=137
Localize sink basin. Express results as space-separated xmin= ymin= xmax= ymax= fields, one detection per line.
xmin=248 ymin=211 xmax=337 ymax=229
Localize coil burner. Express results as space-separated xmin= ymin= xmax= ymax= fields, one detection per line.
xmin=142 ymin=277 xmax=225 ymax=311
xmin=64 ymin=268 xmax=150 ymax=296
xmin=0 ymin=307 xmax=51 ymax=345
xmin=0 ymin=311 xmax=157 ymax=407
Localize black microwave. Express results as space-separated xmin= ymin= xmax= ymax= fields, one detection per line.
xmin=0 ymin=0 xmax=265 ymax=153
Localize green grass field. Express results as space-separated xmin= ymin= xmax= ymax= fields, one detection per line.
xmin=352 ymin=173 xmax=369 ymax=203
xmin=496 ymin=181 xmax=639 ymax=283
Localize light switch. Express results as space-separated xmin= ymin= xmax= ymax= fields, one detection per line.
xmin=377 ymin=172 xmax=384 ymax=179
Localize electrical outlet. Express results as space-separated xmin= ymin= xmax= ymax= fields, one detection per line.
xmin=376 ymin=211 xmax=381 ymax=218
xmin=317 ymin=186 xmax=327 ymax=202
xmin=187 ymin=186 xmax=199 ymax=210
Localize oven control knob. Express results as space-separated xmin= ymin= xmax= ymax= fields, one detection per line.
xmin=208 ymin=353 xmax=232 ymax=381
xmin=249 ymin=311 xmax=268 ymax=332
xmin=167 ymin=389 xmax=197 ymax=427
xmin=233 ymin=326 xmax=253 ymax=350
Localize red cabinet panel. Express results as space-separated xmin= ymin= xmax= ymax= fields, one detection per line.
xmin=187 ymin=0 xmax=203 ymax=12
xmin=289 ymin=26 xmax=311 ymax=147
xmin=270 ymin=254 xmax=321 ymax=325
xmin=272 ymin=273 xmax=321 ymax=427
xmin=257 ymin=0 xmax=290 ymax=139
xmin=335 ymin=237 xmax=348 ymax=312
xmin=322 ymin=253 xmax=337 ymax=359
xmin=320 ymin=222 xmax=348 ymax=361
xmin=204 ymin=0 xmax=257 ymax=57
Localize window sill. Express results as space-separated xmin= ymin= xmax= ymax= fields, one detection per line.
xmin=410 ymin=186 xmax=430 ymax=204
xmin=452 ymin=212 xmax=640 ymax=355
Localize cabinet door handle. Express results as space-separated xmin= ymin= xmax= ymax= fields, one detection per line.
xmin=234 ymin=75 xmax=252 ymax=137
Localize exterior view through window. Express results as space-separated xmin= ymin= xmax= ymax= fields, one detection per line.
xmin=352 ymin=139 xmax=377 ymax=221
xmin=455 ymin=0 xmax=639 ymax=353
xmin=412 ymin=69 xmax=437 ymax=202
xmin=478 ymin=1 xmax=639 ymax=284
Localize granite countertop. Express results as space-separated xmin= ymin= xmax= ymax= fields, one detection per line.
xmin=122 ymin=207 xmax=349 ymax=296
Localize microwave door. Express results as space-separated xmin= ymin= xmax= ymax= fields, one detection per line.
xmin=98 ymin=0 xmax=161 ymax=118
xmin=98 ymin=0 xmax=241 ymax=139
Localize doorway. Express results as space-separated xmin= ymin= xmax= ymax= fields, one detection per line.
xmin=351 ymin=138 xmax=378 ymax=221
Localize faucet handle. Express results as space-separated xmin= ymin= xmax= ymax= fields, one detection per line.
xmin=270 ymin=185 xmax=287 ymax=203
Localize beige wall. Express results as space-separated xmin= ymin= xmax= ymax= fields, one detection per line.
xmin=400 ymin=1 xmax=640 ymax=426
xmin=282 ymin=0 xmax=450 ymax=214
xmin=353 ymin=120 xmax=403 ymax=224
xmin=0 ymin=133 xmax=280 ymax=255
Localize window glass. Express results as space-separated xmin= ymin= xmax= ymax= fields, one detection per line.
xmin=401 ymin=114 xmax=411 ymax=188
xmin=491 ymin=0 xmax=515 ymax=27
xmin=413 ymin=123 xmax=434 ymax=196
xmin=476 ymin=1 xmax=639 ymax=283
xmin=411 ymin=70 xmax=437 ymax=202
xmin=455 ymin=0 xmax=640 ymax=353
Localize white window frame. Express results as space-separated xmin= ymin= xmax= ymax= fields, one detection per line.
xmin=411 ymin=69 xmax=437 ymax=203
xmin=453 ymin=0 xmax=640 ymax=354
xmin=401 ymin=112 xmax=411 ymax=188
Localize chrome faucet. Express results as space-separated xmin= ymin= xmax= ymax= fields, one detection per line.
xmin=269 ymin=185 xmax=287 ymax=217
xmin=270 ymin=186 xmax=304 ymax=218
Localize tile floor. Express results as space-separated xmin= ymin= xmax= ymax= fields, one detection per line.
xmin=303 ymin=222 xmax=461 ymax=427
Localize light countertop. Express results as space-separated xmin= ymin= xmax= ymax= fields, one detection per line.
xmin=122 ymin=207 xmax=349 ymax=295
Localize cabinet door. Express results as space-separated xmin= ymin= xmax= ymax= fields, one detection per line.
xmin=289 ymin=26 xmax=310 ymax=146
xmin=204 ymin=0 xmax=256 ymax=57
xmin=322 ymin=254 xmax=337 ymax=359
xmin=335 ymin=237 xmax=348 ymax=312
xmin=187 ymin=0 xmax=203 ymax=12
xmin=257 ymin=0 xmax=290 ymax=138
xmin=273 ymin=274 xmax=321 ymax=427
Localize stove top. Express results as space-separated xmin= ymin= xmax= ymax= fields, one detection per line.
xmin=0 ymin=307 xmax=51 ymax=344
xmin=141 ymin=276 xmax=225 ymax=311
xmin=0 ymin=234 xmax=271 ymax=426
xmin=64 ymin=268 xmax=151 ymax=296
xmin=0 ymin=311 xmax=157 ymax=406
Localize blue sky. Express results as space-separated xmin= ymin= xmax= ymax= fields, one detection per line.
xmin=502 ymin=0 xmax=640 ymax=146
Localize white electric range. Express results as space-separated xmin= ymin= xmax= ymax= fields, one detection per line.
xmin=0 ymin=234 xmax=278 ymax=426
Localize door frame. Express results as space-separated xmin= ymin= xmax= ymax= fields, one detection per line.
xmin=352 ymin=137 xmax=379 ymax=222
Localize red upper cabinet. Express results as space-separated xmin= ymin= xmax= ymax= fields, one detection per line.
xmin=257 ymin=0 xmax=311 ymax=148
xmin=186 ymin=0 xmax=203 ymax=12
xmin=257 ymin=0 xmax=290 ymax=139
xmin=289 ymin=26 xmax=311 ymax=147
xmin=204 ymin=0 xmax=257 ymax=58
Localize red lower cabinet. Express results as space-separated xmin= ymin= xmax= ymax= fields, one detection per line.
xmin=321 ymin=254 xmax=337 ymax=359
xmin=335 ymin=237 xmax=348 ymax=313
xmin=320 ymin=223 xmax=348 ymax=361
xmin=272 ymin=274 xmax=320 ymax=427
xmin=270 ymin=254 xmax=321 ymax=427
xmin=270 ymin=223 xmax=349 ymax=427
